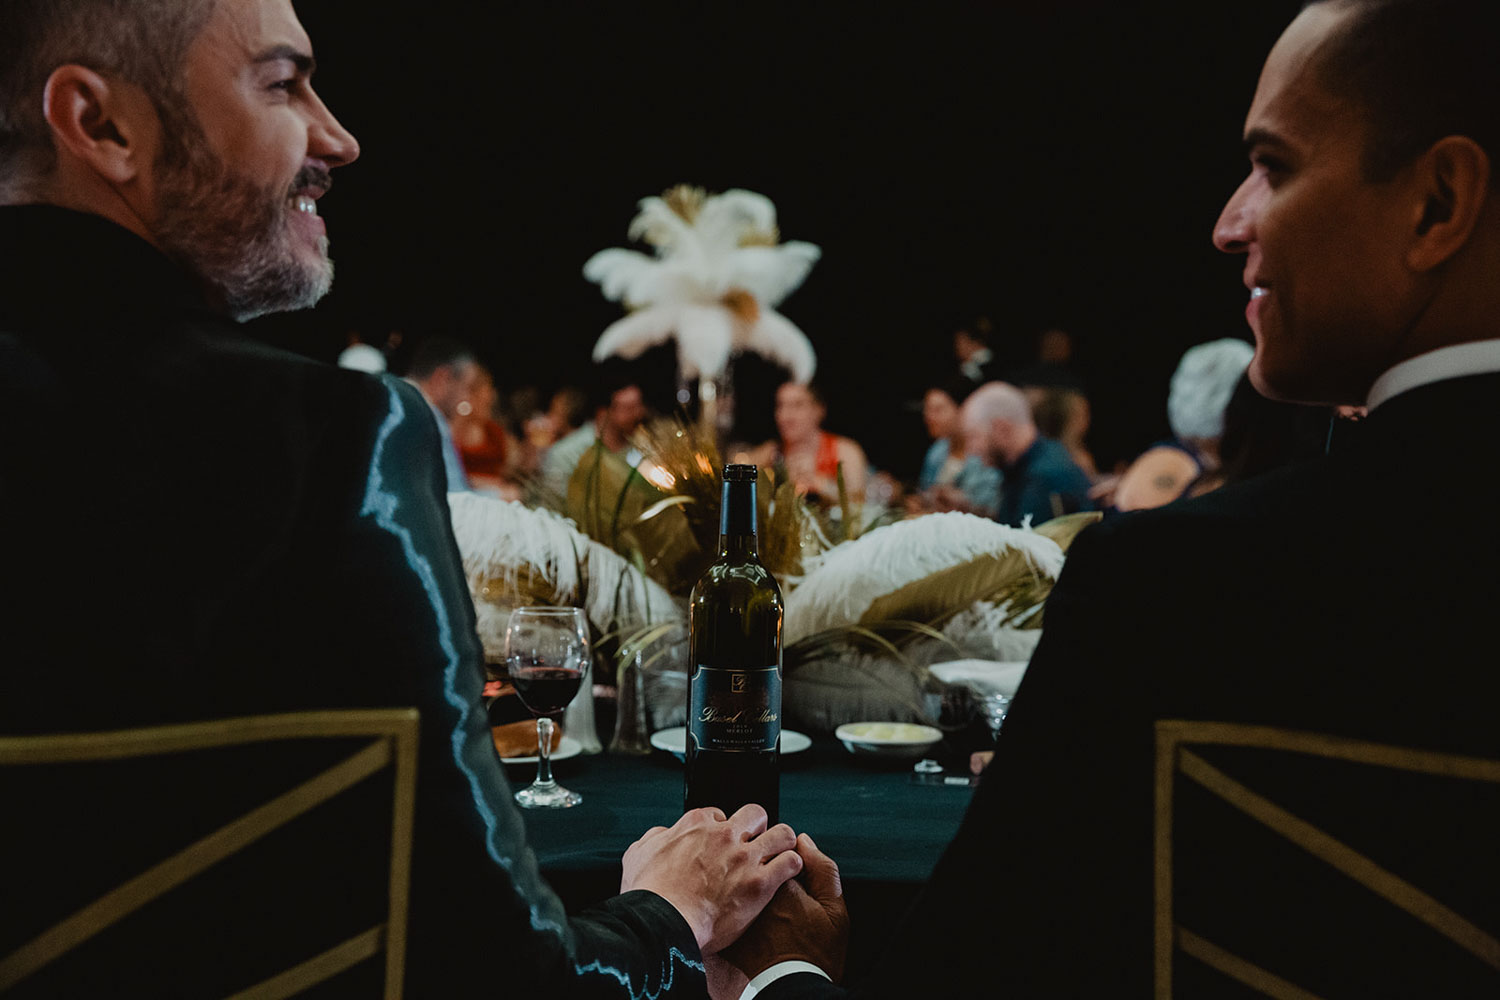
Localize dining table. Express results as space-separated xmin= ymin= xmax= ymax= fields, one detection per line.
xmin=507 ymin=727 xmax=980 ymax=976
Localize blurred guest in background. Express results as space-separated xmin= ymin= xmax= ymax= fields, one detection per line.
xmin=907 ymin=379 xmax=1001 ymax=517
xmin=452 ymin=364 xmax=520 ymax=500
xmin=545 ymin=384 xmax=589 ymax=442
xmin=539 ymin=373 xmax=650 ymax=499
xmin=953 ymin=314 xmax=1000 ymax=386
xmin=1014 ymin=327 xmax=1098 ymax=480
xmin=336 ymin=333 xmax=386 ymax=374
xmin=961 ymin=381 xmax=1094 ymax=526
xmin=1106 ymin=337 xmax=1253 ymax=511
xmin=404 ymin=336 xmax=482 ymax=493
xmin=751 ymin=380 xmax=869 ymax=505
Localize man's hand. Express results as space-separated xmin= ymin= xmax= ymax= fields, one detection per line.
xmin=710 ymin=833 xmax=850 ymax=997
xmin=621 ymin=804 xmax=802 ymax=955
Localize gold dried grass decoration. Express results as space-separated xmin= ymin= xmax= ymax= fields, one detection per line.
xmin=760 ymin=474 xmax=821 ymax=581
xmin=562 ymin=416 xmax=823 ymax=596
xmin=662 ymin=184 xmax=706 ymax=223
xmin=566 ymin=441 xmax=703 ymax=594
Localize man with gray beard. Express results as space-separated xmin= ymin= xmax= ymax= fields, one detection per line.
xmin=0 ymin=1 xmax=800 ymax=997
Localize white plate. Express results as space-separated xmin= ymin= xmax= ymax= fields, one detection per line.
xmin=835 ymin=722 xmax=943 ymax=759
xmin=929 ymin=659 xmax=1029 ymax=697
xmin=649 ymin=727 xmax=811 ymax=762
xmin=500 ymin=735 xmax=583 ymax=765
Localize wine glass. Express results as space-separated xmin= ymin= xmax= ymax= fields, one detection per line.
xmin=505 ymin=606 xmax=590 ymax=808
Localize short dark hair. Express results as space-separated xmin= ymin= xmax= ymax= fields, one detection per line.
xmin=406 ymin=337 xmax=477 ymax=379
xmin=585 ymin=361 xmax=641 ymax=412
xmin=1308 ymin=0 xmax=1500 ymax=181
xmin=0 ymin=0 xmax=217 ymax=185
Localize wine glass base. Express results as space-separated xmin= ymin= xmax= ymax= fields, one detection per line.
xmin=514 ymin=782 xmax=583 ymax=809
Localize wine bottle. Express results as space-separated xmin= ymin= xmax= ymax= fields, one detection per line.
xmin=685 ymin=463 xmax=785 ymax=823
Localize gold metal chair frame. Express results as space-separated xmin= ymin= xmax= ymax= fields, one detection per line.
xmin=1153 ymin=720 xmax=1500 ymax=1000
xmin=0 ymin=709 xmax=419 ymax=999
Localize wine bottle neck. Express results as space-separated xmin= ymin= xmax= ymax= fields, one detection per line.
xmin=717 ymin=533 xmax=759 ymax=560
xmin=719 ymin=477 xmax=758 ymax=560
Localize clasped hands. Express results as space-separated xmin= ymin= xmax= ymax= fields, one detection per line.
xmin=621 ymin=804 xmax=850 ymax=998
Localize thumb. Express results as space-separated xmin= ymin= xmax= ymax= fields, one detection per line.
xmin=796 ymin=833 xmax=842 ymax=901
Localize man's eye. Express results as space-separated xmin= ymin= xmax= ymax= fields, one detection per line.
xmin=269 ymin=79 xmax=296 ymax=92
xmin=1252 ymin=153 xmax=1288 ymax=176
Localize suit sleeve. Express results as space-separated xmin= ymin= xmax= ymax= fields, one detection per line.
xmin=341 ymin=377 xmax=704 ymax=997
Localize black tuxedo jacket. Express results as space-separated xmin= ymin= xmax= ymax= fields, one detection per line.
xmin=0 ymin=207 xmax=701 ymax=998
xmin=766 ymin=371 xmax=1500 ymax=998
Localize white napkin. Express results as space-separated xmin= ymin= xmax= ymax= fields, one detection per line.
xmin=928 ymin=659 xmax=1029 ymax=697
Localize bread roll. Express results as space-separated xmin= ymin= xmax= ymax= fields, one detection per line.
xmin=492 ymin=719 xmax=563 ymax=758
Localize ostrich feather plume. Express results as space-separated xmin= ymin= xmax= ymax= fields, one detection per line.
xmin=783 ymin=512 xmax=1066 ymax=644
xmin=447 ymin=492 xmax=681 ymax=656
xmin=585 ymin=185 xmax=820 ymax=381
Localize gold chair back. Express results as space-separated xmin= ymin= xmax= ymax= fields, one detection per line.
xmin=1154 ymin=720 xmax=1500 ymax=999
xmin=0 ymin=709 xmax=419 ymax=999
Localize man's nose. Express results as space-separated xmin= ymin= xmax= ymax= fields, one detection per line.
xmin=309 ymin=92 xmax=360 ymax=168
xmin=1213 ymin=175 xmax=1255 ymax=254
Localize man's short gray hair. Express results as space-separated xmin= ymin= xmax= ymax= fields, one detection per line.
xmin=962 ymin=381 xmax=1035 ymax=429
xmin=0 ymin=0 xmax=218 ymax=186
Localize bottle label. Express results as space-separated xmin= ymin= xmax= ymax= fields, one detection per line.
xmin=688 ymin=665 xmax=781 ymax=752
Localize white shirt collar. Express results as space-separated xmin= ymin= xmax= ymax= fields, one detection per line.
xmin=1366 ymin=338 xmax=1500 ymax=411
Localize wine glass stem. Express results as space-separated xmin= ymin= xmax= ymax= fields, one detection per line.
xmin=534 ymin=716 xmax=555 ymax=787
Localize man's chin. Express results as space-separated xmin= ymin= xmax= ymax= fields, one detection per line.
xmin=222 ymin=259 xmax=334 ymax=322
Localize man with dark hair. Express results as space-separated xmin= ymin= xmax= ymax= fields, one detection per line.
xmin=0 ymin=2 xmax=802 ymax=996
xmin=714 ymin=1 xmax=1500 ymax=996
xmin=405 ymin=336 xmax=482 ymax=492
xmin=540 ymin=371 xmax=651 ymax=499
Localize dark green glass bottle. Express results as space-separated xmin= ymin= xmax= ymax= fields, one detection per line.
xmin=685 ymin=464 xmax=785 ymax=823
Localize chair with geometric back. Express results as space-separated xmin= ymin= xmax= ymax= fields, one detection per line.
xmin=1154 ymin=720 xmax=1500 ymax=999
xmin=0 ymin=710 xmax=418 ymax=999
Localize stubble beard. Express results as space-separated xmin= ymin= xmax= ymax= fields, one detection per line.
xmin=152 ymin=118 xmax=335 ymax=322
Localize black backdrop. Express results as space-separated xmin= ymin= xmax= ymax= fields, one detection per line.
xmin=253 ymin=2 xmax=1304 ymax=479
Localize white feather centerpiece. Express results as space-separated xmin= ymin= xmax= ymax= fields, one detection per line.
xmin=778 ymin=511 xmax=1098 ymax=733
xmin=584 ymin=185 xmax=821 ymax=433
xmin=446 ymin=493 xmax=689 ymax=742
xmin=784 ymin=512 xmax=1065 ymax=644
xmin=447 ymin=491 xmax=683 ymax=649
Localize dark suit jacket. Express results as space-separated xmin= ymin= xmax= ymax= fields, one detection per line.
xmin=766 ymin=371 xmax=1500 ymax=998
xmin=0 ymin=206 xmax=701 ymax=998
xmin=994 ymin=435 xmax=1095 ymax=527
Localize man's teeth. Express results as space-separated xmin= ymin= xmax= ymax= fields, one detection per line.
xmin=1250 ymin=287 xmax=1267 ymax=299
xmin=295 ymin=196 xmax=318 ymax=215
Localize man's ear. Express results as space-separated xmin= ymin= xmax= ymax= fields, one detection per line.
xmin=41 ymin=65 xmax=158 ymax=186
xmin=1407 ymin=135 xmax=1490 ymax=273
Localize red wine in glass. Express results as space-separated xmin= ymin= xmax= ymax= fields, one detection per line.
xmin=510 ymin=665 xmax=585 ymax=720
xmin=505 ymin=606 xmax=591 ymax=809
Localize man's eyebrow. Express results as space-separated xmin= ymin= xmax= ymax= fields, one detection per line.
xmin=253 ymin=45 xmax=315 ymax=74
xmin=1242 ymin=127 xmax=1289 ymax=154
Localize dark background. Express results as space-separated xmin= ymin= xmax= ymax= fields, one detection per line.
xmin=256 ymin=2 xmax=1304 ymax=479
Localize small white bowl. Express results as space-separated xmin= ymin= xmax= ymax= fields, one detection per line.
xmin=835 ymin=722 xmax=943 ymax=760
